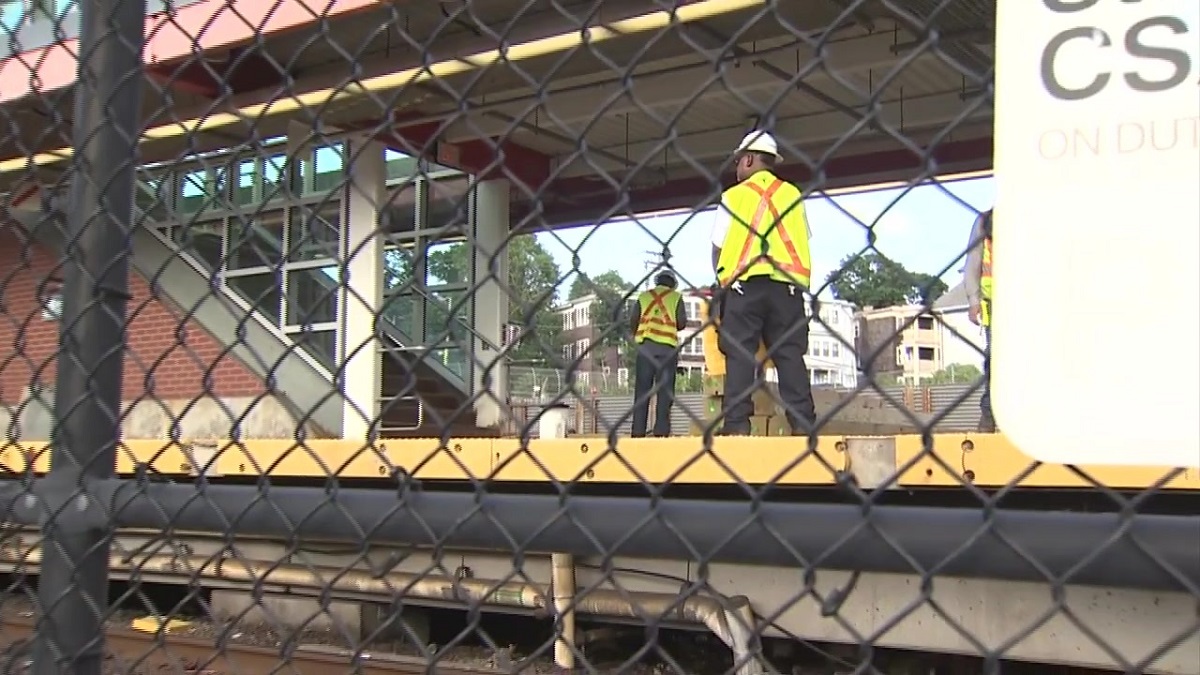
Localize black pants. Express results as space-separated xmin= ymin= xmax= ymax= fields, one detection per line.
xmin=631 ymin=341 xmax=678 ymax=437
xmin=718 ymin=277 xmax=816 ymax=434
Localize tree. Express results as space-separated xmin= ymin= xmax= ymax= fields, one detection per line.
xmin=827 ymin=252 xmax=948 ymax=309
xmin=567 ymin=274 xmax=592 ymax=301
xmin=383 ymin=236 xmax=563 ymax=364
xmin=909 ymin=272 xmax=948 ymax=306
xmin=570 ymin=270 xmax=637 ymax=370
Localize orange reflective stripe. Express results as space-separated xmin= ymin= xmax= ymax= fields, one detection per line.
xmin=728 ymin=179 xmax=812 ymax=281
xmin=729 ymin=179 xmax=783 ymax=277
xmin=742 ymin=180 xmax=811 ymax=278
xmin=638 ymin=289 xmax=672 ymax=326
xmin=637 ymin=289 xmax=679 ymax=343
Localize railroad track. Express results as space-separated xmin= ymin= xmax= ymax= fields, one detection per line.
xmin=0 ymin=618 xmax=498 ymax=674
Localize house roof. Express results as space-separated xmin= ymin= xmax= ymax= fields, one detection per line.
xmin=933 ymin=282 xmax=970 ymax=310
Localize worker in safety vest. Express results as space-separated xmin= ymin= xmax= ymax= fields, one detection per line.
xmin=709 ymin=130 xmax=816 ymax=435
xmin=629 ymin=270 xmax=687 ymax=437
xmin=963 ymin=208 xmax=996 ymax=433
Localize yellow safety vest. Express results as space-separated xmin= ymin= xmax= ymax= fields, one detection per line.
xmin=715 ymin=170 xmax=812 ymax=288
xmin=635 ymin=286 xmax=682 ymax=347
xmin=980 ymin=236 xmax=993 ymax=327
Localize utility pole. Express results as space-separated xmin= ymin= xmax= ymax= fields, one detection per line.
xmin=641 ymin=250 xmax=669 ymax=290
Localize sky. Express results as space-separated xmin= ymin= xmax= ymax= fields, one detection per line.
xmin=537 ymin=174 xmax=995 ymax=300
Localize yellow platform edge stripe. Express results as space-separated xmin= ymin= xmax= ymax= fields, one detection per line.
xmin=0 ymin=435 xmax=1195 ymax=490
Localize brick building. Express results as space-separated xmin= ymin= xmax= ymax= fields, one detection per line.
xmin=0 ymin=225 xmax=267 ymax=438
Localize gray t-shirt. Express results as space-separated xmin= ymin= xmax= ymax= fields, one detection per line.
xmin=962 ymin=210 xmax=991 ymax=306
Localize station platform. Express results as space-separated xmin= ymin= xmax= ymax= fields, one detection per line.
xmin=2 ymin=434 xmax=1195 ymax=492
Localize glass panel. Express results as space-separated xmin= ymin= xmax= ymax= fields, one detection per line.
xmin=431 ymin=346 xmax=467 ymax=381
xmin=226 ymin=209 xmax=284 ymax=269
xmin=177 ymin=165 xmax=229 ymax=215
xmin=422 ymin=240 xmax=468 ymax=287
xmin=134 ymin=175 xmax=171 ymax=223
xmin=385 ymin=150 xmax=419 ymax=181
xmin=380 ymin=293 xmax=416 ymax=337
xmin=226 ymin=271 xmax=282 ymax=325
xmin=173 ymin=220 xmax=224 ymax=270
xmin=177 ymin=168 xmax=212 ymax=215
xmin=377 ymin=290 xmax=469 ymax=382
xmin=211 ymin=166 xmax=230 ymax=210
xmin=424 ymin=289 xmax=470 ymax=346
xmin=262 ymin=153 xmax=288 ymax=202
xmin=0 ymin=1 xmax=25 ymax=29
xmin=425 ymin=289 xmax=471 ymax=380
xmin=288 ymin=201 xmax=339 ymax=262
xmin=426 ymin=160 xmax=462 ymax=174
xmin=424 ymin=176 xmax=471 ymax=236
xmin=285 ymin=266 xmax=339 ymax=326
xmin=383 ymin=246 xmax=415 ymax=292
xmin=52 ymin=0 xmax=76 ymax=17
xmin=292 ymin=328 xmax=337 ymax=370
xmin=233 ymin=157 xmax=256 ymax=207
xmin=309 ymin=143 xmax=345 ymax=195
xmin=380 ymin=185 xmax=417 ymax=236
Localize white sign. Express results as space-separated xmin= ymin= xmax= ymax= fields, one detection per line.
xmin=994 ymin=0 xmax=1200 ymax=468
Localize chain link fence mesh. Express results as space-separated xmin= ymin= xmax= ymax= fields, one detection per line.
xmin=0 ymin=0 xmax=1196 ymax=673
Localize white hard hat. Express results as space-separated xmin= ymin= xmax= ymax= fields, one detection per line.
xmin=734 ymin=130 xmax=782 ymax=161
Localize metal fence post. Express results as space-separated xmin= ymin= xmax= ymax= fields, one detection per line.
xmin=33 ymin=0 xmax=146 ymax=672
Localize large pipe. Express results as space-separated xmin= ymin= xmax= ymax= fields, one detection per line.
xmin=53 ymin=481 xmax=1191 ymax=591
xmin=565 ymin=587 xmax=763 ymax=675
xmin=551 ymin=553 xmax=577 ymax=671
xmin=2 ymin=548 xmax=764 ymax=672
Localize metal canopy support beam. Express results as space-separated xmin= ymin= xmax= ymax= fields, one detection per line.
xmin=554 ymin=90 xmax=992 ymax=179
xmin=689 ymin=21 xmax=866 ymax=127
xmin=3 ymin=479 xmax=1196 ymax=592
xmin=385 ymin=121 xmax=554 ymax=195
xmin=438 ymin=31 xmax=924 ymax=143
xmin=145 ymin=50 xmax=286 ymax=99
xmin=528 ymin=136 xmax=994 ymax=228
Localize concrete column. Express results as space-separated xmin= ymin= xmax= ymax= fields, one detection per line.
xmin=340 ymin=137 xmax=386 ymax=440
xmin=471 ymin=178 xmax=510 ymax=429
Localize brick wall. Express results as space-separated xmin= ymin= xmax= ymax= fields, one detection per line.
xmin=0 ymin=228 xmax=263 ymax=404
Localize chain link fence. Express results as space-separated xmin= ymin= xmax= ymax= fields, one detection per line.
xmin=0 ymin=0 xmax=1196 ymax=673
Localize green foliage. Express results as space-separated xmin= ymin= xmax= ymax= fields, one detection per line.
xmin=502 ymin=236 xmax=565 ymax=363
xmin=870 ymin=371 xmax=902 ymax=387
xmin=827 ymin=252 xmax=948 ymax=309
xmin=926 ymin=363 xmax=983 ymax=384
xmin=567 ymin=274 xmax=592 ymax=301
xmin=867 ymin=364 xmax=982 ymax=388
xmin=908 ymin=272 xmax=949 ymax=306
xmin=677 ymin=370 xmax=704 ymax=393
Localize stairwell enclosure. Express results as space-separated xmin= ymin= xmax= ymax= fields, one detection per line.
xmin=4 ymin=201 xmax=341 ymax=439
xmin=5 ymin=187 xmax=498 ymax=440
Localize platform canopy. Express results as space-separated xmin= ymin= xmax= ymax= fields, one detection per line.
xmin=0 ymin=0 xmax=994 ymax=230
